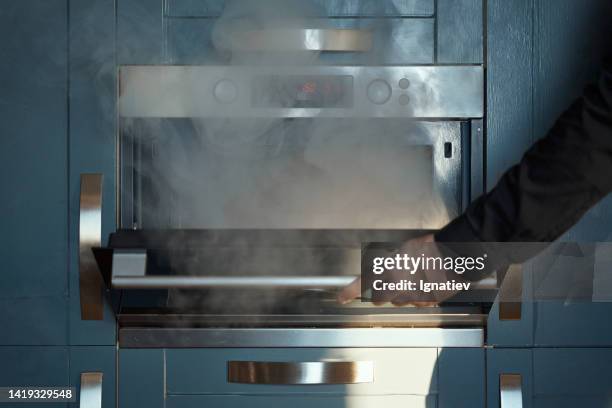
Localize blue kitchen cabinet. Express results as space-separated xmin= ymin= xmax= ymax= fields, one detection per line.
xmin=67 ymin=0 xmax=117 ymax=346
xmin=528 ymin=0 xmax=612 ymax=347
xmin=69 ymin=347 xmax=116 ymax=408
xmin=484 ymin=0 xmax=535 ymax=346
xmin=0 ymin=0 xmax=68 ymax=346
xmin=487 ymin=348 xmax=533 ymax=408
xmin=486 ymin=0 xmax=612 ymax=347
xmin=118 ymin=349 xmax=165 ymax=408
xmin=0 ymin=347 xmax=69 ymax=408
xmin=532 ymin=348 xmax=612 ymax=407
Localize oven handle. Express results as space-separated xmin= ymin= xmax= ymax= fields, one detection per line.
xmin=500 ymin=373 xmax=523 ymax=408
xmin=79 ymin=372 xmax=103 ymax=408
xmin=227 ymin=361 xmax=374 ymax=385
xmin=112 ymin=275 xmax=358 ymax=289
xmin=79 ymin=174 xmax=104 ymax=320
xmin=218 ymin=28 xmax=372 ymax=52
xmin=105 ymin=249 xmax=500 ymax=290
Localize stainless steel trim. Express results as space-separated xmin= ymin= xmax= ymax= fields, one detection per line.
xmin=227 ymin=361 xmax=374 ymax=385
xmin=119 ymin=65 xmax=484 ymax=118
xmin=79 ymin=372 xmax=103 ymax=408
xmin=118 ymin=327 xmax=484 ymax=348
xmin=112 ymin=249 xmax=147 ymax=277
xmin=79 ymin=174 xmax=104 ymax=320
xmin=218 ymin=28 xmax=373 ymax=52
xmin=118 ymin=310 xmax=488 ymax=328
xmin=112 ymin=275 xmax=357 ymax=289
xmin=500 ymin=373 xmax=523 ymax=408
xmin=499 ymin=264 xmax=523 ymax=320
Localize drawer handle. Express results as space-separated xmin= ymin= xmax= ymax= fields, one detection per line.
xmin=79 ymin=372 xmax=103 ymax=408
xmin=227 ymin=361 xmax=374 ymax=385
xmin=500 ymin=373 xmax=522 ymax=408
xmin=217 ymin=28 xmax=372 ymax=52
xmin=79 ymin=174 xmax=104 ymax=320
xmin=499 ymin=264 xmax=523 ymax=320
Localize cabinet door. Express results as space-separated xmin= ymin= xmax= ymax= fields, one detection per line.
xmin=119 ymin=349 xmax=164 ymax=408
xmin=0 ymin=0 xmax=68 ymax=346
xmin=69 ymin=347 xmax=115 ymax=408
xmin=528 ymin=0 xmax=612 ymax=347
xmin=533 ymin=348 xmax=612 ymax=407
xmin=68 ymin=0 xmax=117 ymax=345
xmin=487 ymin=348 xmax=533 ymax=408
xmin=0 ymin=347 xmax=69 ymax=408
xmin=486 ymin=0 xmax=612 ymax=347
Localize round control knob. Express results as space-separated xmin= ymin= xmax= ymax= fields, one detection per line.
xmin=366 ymin=79 xmax=392 ymax=105
xmin=213 ymin=79 xmax=238 ymax=104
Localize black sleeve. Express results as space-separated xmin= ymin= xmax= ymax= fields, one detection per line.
xmin=436 ymin=56 xmax=612 ymax=255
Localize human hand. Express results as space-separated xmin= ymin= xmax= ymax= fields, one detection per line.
xmin=336 ymin=233 xmax=462 ymax=306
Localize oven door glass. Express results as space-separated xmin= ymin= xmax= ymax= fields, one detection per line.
xmin=119 ymin=119 xmax=462 ymax=230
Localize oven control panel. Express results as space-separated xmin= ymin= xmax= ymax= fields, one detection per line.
xmin=120 ymin=65 xmax=484 ymax=118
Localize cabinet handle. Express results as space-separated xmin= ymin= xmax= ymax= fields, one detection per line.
xmin=227 ymin=361 xmax=374 ymax=385
xmin=217 ymin=28 xmax=372 ymax=52
xmin=79 ymin=372 xmax=103 ymax=408
xmin=79 ymin=174 xmax=104 ymax=320
xmin=500 ymin=373 xmax=523 ymax=408
xmin=499 ymin=264 xmax=523 ymax=320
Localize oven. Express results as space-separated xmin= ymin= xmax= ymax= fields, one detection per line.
xmin=75 ymin=1 xmax=508 ymax=406
xmin=91 ymin=63 xmax=492 ymax=336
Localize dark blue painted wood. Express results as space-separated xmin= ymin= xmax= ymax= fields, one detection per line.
xmin=118 ymin=349 xmax=164 ymax=408
xmin=69 ymin=347 xmax=115 ymax=408
xmin=117 ymin=0 xmax=165 ymax=64
xmin=486 ymin=0 xmax=534 ymax=186
xmin=0 ymin=0 xmax=68 ymax=345
xmin=534 ymin=348 xmax=612 ymax=397
xmin=0 ymin=297 xmax=68 ymax=345
xmin=487 ymin=348 xmax=533 ymax=408
xmin=437 ymin=348 xmax=484 ymax=408
xmin=529 ymin=0 xmax=612 ymax=346
xmin=485 ymin=0 xmax=535 ymax=347
xmin=68 ymin=0 xmax=117 ymax=345
xmin=436 ymin=0 xmax=483 ymax=64
xmin=0 ymin=346 xmax=69 ymax=408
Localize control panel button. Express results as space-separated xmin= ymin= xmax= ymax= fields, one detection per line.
xmin=398 ymin=94 xmax=411 ymax=106
xmin=398 ymin=78 xmax=411 ymax=89
xmin=213 ymin=79 xmax=238 ymax=104
xmin=366 ymin=79 xmax=392 ymax=105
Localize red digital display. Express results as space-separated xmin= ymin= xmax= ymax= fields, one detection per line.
xmin=301 ymin=82 xmax=317 ymax=94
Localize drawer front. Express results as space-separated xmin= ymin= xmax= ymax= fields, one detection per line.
xmin=165 ymin=18 xmax=434 ymax=65
xmin=166 ymin=395 xmax=436 ymax=408
xmin=166 ymin=0 xmax=435 ymax=17
xmin=166 ymin=348 xmax=438 ymax=395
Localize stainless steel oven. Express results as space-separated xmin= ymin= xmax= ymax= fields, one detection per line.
xmin=78 ymin=61 xmax=496 ymax=349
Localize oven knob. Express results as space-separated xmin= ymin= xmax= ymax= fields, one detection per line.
xmin=366 ymin=79 xmax=392 ymax=105
xmin=213 ymin=79 xmax=238 ymax=104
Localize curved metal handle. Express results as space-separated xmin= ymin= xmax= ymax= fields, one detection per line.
xmin=79 ymin=372 xmax=102 ymax=408
xmin=79 ymin=174 xmax=104 ymax=320
xmin=500 ymin=374 xmax=523 ymax=408
xmin=228 ymin=361 xmax=373 ymax=385
xmin=219 ymin=28 xmax=372 ymax=52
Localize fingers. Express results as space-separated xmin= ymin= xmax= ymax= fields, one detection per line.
xmin=336 ymin=277 xmax=361 ymax=304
